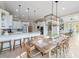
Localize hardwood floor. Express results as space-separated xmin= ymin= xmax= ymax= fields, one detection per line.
xmin=66 ymin=32 xmax=79 ymax=58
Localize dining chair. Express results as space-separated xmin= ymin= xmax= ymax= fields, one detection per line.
xmin=60 ymin=40 xmax=65 ymax=57
xmin=55 ymin=43 xmax=61 ymax=57
xmin=63 ymin=38 xmax=69 ymax=54
xmin=23 ymin=42 xmax=37 ymax=58
xmin=55 ymin=38 xmax=66 ymax=58
xmin=59 ymin=37 xmax=70 ymax=57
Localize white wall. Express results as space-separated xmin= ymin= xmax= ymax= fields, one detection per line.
xmin=61 ymin=13 xmax=79 ymax=23
xmin=12 ymin=21 xmax=30 ymax=33
xmin=60 ymin=13 xmax=79 ymax=33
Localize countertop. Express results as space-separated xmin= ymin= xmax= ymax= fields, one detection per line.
xmin=0 ymin=32 xmax=40 ymax=41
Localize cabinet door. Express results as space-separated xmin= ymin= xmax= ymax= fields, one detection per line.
xmin=7 ymin=15 xmax=13 ymax=27
xmin=13 ymin=21 xmax=22 ymax=29
xmin=1 ymin=16 xmax=8 ymax=29
xmin=28 ymin=26 xmax=32 ymax=32
xmin=1 ymin=15 xmax=13 ymax=29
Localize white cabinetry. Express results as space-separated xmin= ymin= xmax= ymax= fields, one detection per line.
xmin=0 ymin=9 xmax=13 ymax=29
xmin=0 ymin=9 xmax=13 ymax=35
xmin=12 ymin=21 xmax=29 ymax=32
xmin=13 ymin=21 xmax=22 ymax=29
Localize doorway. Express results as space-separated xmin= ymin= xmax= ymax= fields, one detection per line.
xmin=40 ymin=27 xmax=43 ymax=35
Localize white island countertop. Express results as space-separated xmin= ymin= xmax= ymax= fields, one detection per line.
xmin=0 ymin=32 xmax=40 ymax=42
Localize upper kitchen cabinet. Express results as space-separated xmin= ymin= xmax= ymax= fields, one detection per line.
xmin=0 ymin=9 xmax=13 ymax=29
xmin=12 ymin=21 xmax=23 ymax=29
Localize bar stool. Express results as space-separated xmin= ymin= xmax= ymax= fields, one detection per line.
xmin=22 ymin=38 xmax=29 ymax=46
xmin=13 ymin=39 xmax=22 ymax=50
xmin=0 ymin=40 xmax=11 ymax=53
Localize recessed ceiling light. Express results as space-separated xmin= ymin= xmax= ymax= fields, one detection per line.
xmin=23 ymin=15 xmax=25 ymax=16
xmin=62 ymin=8 xmax=65 ymax=10
xmin=16 ymin=9 xmax=18 ymax=12
xmin=14 ymin=15 xmax=17 ymax=17
xmin=26 ymin=9 xmax=28 ymax=12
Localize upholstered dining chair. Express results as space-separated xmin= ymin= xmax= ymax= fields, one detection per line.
xmin=23 ymin=42 xmax=37 ymax=58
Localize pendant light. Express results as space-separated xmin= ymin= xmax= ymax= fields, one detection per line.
xmin=34 ymin=10 xmax=36 ymax=23
xmin=55 ymin=1 xmax=60 ymax=37
xmin=27 ymin=8 xmax=31 ymax=26
xmin=51 ymin=1 xmax=54 ymax=16
xmin=18 ymin=4 xmax=22 ymax=20
xmin=27 ymin=8 xmax=31 ymax=24
xmin=27 ymin=8 xmax=30 ymax=21
xmin=34 ymin=10 xmax=36 ymax=20
xmin=55 ymin=1 xmax=58 ymax=21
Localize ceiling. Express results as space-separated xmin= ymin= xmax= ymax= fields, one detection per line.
xmin=1 ymin=1 xmax=79 ymax=22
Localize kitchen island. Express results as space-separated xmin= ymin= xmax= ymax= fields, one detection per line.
xmin=0 ymin=32 xmax=40 ymax=48
xmin=0 ymin=32 xmax=40 ymax=41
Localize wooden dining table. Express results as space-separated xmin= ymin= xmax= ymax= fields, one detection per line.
xmin=32 ymin=38 xmax=58 ymax=58
xmin=31 ymin=34 xmax=69 ymax=58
